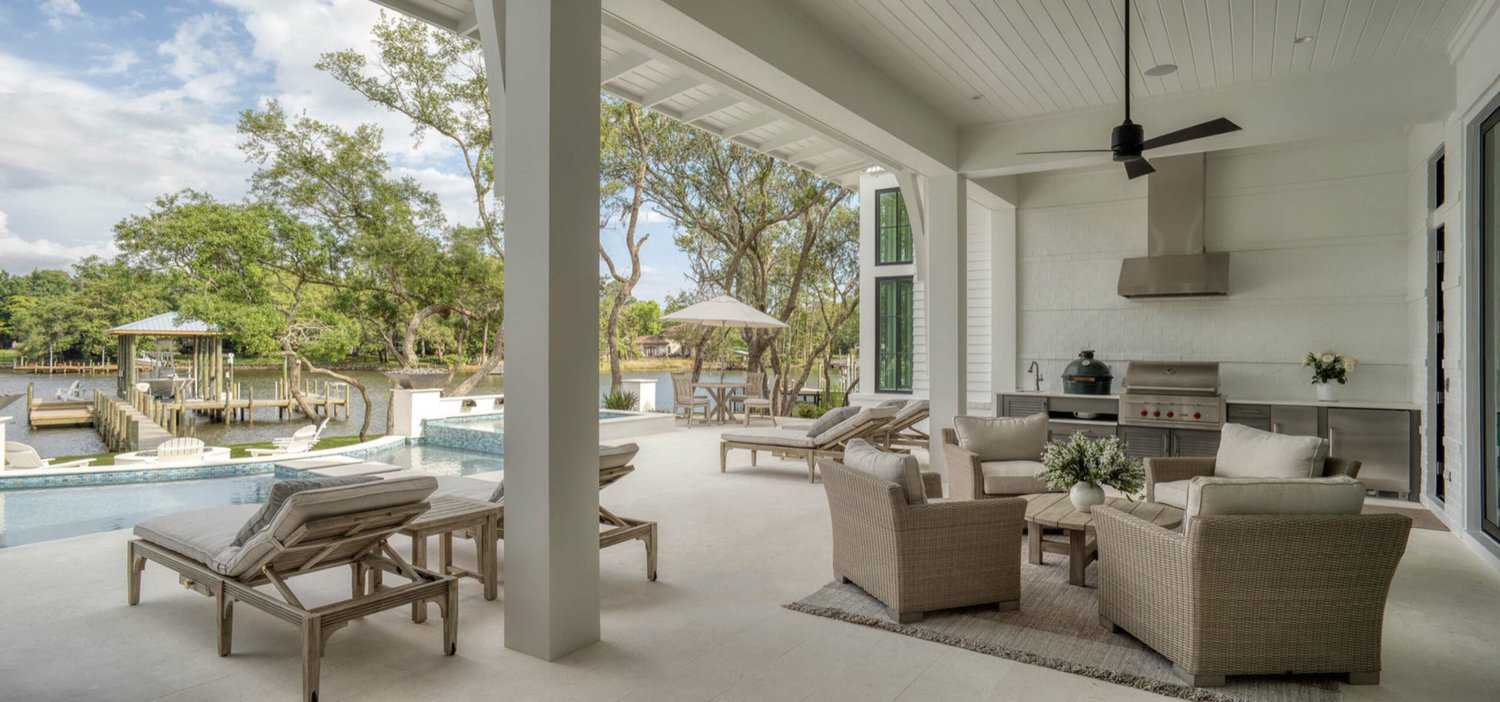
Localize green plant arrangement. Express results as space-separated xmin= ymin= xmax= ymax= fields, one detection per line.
xmin=1303 ymin=351 xmax=1357 ymax=385
xmin=1038 ymin=434 xmax=1144 ymax=512
xmin=602 ymin=390 xmax=639 ymax=411
xmin=793 ymin=402 xmax=820 ymax=419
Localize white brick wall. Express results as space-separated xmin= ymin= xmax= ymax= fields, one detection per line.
xmin=1014 ymin=133 xmax=1414 ymax=402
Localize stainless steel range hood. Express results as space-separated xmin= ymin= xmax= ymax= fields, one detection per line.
xmin=1117 ymin=153 xmax=1229 ymax=298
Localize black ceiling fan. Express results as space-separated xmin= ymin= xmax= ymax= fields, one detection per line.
xmin=1017 ymin=0 xmax=1241 ymax=179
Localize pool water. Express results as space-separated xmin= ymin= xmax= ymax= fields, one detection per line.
xmin=0 ymin=444 xmax=501 ymax=549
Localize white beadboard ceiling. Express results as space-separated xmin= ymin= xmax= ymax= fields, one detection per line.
xmin=786 ymin=0 xmax=1478 ymax=126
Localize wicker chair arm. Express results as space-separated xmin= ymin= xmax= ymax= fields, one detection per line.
xmin=1091 ymin=504 xmax=1192 ymax=659
xmin=920 ymin=471 xmax=944 ymax=500
xmin=898 ymin=495 xmax=1026 ymax=532
xmin=1144 ymin=457 xmax=1216 ymax=501
xmin=940 ymin=428 xmax=987 ymax=500
xmin=819 ymin=460 xmax=904 ymax=531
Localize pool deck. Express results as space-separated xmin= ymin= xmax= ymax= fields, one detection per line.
xmin=1 ymin=424 xmax=1497 ymax=701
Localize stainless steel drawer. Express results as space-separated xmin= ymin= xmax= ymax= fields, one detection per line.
xmin=1327 ymin=409 xmax=1413 ymax=495
xmin=1001 ymin=394 xmax=1047 ymax=418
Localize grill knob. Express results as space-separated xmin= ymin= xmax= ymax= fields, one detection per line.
xmin=1166 ymin=411 xmax=1175 ymax=418
xmin=1152 ymin=410 xmax=1161 ymax=417
xmin=1140 ymin=409 xmax=1148 ymax=417
xmin=1193 ymin=412 xmax=1201 ymax=420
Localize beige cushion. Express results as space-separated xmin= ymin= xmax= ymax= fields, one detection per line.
xmin=135 ymin=504 xmax=262 ymax=566
xmin=722 ymin=428 xmax=818 ymax=448
xmin=599 ymin=443 xmax=639 ymax=469
xmin=813 ymin=406 xmax=897 ymax=446
xmin=214 ymin=475 xmax=437 ymax=577
xmin=231 ymin=475 xmax=381 ymax=546
xmin=892 ymin=400 xmax=929 ymax=425
xmin=1184 ymin=475 xmax=1365 ymax=531
xmin=954 ymin=413 xmax=1047 ymax=462
xmin=804 ymin=406 xmax=858 ymax=437
xmin=1153 ymin=479 xmax=1191 ymax=509
xmin=843 ymin=439 xmax=925 ymax=505
xmin=1215 ymin=423 xmax=1329 ymax=479
xmin=435 ymin=475 xmax=501 ymax=502
xmin=979 ymin=460 xmax=1049 ymax=495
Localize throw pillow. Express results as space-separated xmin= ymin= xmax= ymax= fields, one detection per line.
xmin=1215 ymin=423 xmax=1328 ymax=479
xmin=953 ymin=413 xmax=1048 ymax=462
xmin=804 ymin=405 xmax=858 ymax=438
xmin=842 ymin=439 xmax=926 ymax=505
xmin=232 ymin=475 xmax=379 ymax=547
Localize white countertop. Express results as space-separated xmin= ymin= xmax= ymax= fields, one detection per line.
xmin=1001 ymin=390 xmax=1418 ymax=412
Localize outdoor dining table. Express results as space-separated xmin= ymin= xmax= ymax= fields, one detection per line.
xmin=692 ymin=381 xmax=747 ymax=423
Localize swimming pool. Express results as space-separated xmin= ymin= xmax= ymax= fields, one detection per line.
xmin=0 ymin=443 xmax=501 ymax=549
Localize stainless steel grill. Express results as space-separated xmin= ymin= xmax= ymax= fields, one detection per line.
xmin=1118 ymin=361 xmax=1225 ymax=430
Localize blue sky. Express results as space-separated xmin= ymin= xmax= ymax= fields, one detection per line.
xmin=0 ymin=0 xmax=694 ymax=303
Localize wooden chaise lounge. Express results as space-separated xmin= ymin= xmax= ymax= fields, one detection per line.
xmin=875 ymin=400 xmax=930 ymax=449
xmin=127 ymin=474 xmax=457 ymax=702
xmin=719 ymin=405 xmax=899 ymax=482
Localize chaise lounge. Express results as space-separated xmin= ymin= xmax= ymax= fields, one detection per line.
xmin=720 ymin=404 xmax=899 ymax=482
xmin=127 ymin=474 xmax=458 ymax=702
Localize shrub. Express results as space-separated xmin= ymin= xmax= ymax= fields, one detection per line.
xmin=602 ymin=390 xmax=638 ymax=411
xmin=794 ymin=402 xmax=820 ymax=419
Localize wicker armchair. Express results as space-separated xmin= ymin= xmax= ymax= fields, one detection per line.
xmin=1093 ymin=502 xmax=1410 ymax=687
xmin=819 ymin=459 xmax=1024 ymax=623
xmin=1145 ymin=456 xmax=1361 ymax=508
xmin=940 ymin=426 xmax=1052 ymax=500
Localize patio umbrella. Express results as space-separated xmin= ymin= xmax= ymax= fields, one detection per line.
xmin=664 ymin=295 xmax=786 ymax=382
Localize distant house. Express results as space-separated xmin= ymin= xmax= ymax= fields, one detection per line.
xmin=636 ymin=335 xmax=681 ymax=358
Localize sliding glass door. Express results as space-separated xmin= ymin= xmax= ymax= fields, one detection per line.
xmin=1483 ymin=102 xmax=1500 ymax=541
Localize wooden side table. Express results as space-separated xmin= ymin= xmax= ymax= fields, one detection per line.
xmin=397 ymin=494 xmax=503 ymax=622
xmin=1022 ymin=493 xmax=1183 ymax=587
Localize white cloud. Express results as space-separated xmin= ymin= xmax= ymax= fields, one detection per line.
xmin=0 ymin=209 xmax=116 ymax=273
xmin=638 ymin=203 xmax=674 ymax=224
xmin=87 ymin=49 xmax=140 ymax=76
xmin=39 ymin=0 xmax=82 ymax=31
xmin=157 ymin=13 xmax=261 ymax=104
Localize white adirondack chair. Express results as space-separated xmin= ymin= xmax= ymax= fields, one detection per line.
xmin=4 ymin=442 xmax=94 ymax=470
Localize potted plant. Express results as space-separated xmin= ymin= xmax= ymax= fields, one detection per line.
xmin=1303 ymin=351 xmax=1357 ymax=402
xmin=1038 ymin=434 xmax=1145 ymax=513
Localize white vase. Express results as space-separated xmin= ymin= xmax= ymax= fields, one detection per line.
xmin=1070 ymin=481 xmax=1106 ymax=513
xmin=1315 ymin=382 xmax=1337 ymax=402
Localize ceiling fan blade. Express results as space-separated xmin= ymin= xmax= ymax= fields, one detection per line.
xmin=1140 ymin=117 xmax=1241 ymax=151
xmin=1123 ymin=157 xmax=1155 ymax=179
xmin=1015 ymin=148 xmax=1112 ymax=155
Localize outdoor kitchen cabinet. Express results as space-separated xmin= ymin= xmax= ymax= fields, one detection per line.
xmin=1120 ymin=426 xmax=1170 ymax=460
xmin=1326 ymin=408 xmax=1417 ymax=497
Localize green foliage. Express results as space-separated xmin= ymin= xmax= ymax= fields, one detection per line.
xmin=1038 ymin=434 xmax=1145 ymax=495
xmin=602 ymin=390 xmax=639 ymax=411
xmin=793 ymin=402 xmax=820 ymax=419
xmin=1303 ymin=351 xmax=1357 ymax=385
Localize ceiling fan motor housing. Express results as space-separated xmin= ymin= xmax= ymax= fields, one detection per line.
xmin=1111 ymin=120 xmax=1143 ymax=161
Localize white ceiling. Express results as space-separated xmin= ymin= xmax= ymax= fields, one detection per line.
xmin=785 ymin=0 xmax=1479 ymax=126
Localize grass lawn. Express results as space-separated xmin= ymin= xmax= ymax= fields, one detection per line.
xmin=49 ymin=433 xmax=380 ymax=467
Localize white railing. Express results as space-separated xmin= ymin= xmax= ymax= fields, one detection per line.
xmin=389 ymin=389 xmax=505 ymax=437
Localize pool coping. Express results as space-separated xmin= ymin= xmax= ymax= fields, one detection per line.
xmin=424 ymin=410 xmax=677 ymax=447
xmin=0 ymin=436 xmax=408 ymax=491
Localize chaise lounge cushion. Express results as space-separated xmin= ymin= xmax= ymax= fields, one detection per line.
xmin=954 ymin=413 xmax=1047 ymax=462
xmin=436 ymin=475 xmax=503 ymax=502
xmin=135 ymin=504 xmax=263 ymax=568
xmin=811 ymin=406 xmax=897 ymax=446
xmin=803 ymin=406 xmax=858 ymax=438
xmin=980 ymin=460 xmax=1049 ymax=496
xmin=891 ymin=400 xmax=929 ymax=425
xmin=1183 ymin=475 xmax=1365 ymax=530
xmin=1152 ymin=479 xmax=1191 ymax=509
xmin=721 ymin=427 xmax=820 ymax=449
xmin=842 ymin=439 xmax=925 ymax=505
xmin=230 ymin=475 xmax=380 ymax=547
xmin=599 ymin=443 xmax=639 ymax=469
xmin=1215 ymin=423 xmax=1329 ymax=479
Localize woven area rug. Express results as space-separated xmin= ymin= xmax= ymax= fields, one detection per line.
xmin=786 ymin=550 xmax=1341 ymax=702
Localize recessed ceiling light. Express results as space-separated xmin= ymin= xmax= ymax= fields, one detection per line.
xmin=1293 ymin=35 xmax=1315 ymax=44
xmin=1144 ymin=63 xmax=1177 ymax=77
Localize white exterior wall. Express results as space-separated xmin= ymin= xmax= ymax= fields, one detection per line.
xmin=1013 ymin=133 xmax=1413 ymax=402
xmin=857 ymin=173 xmax=997 ymax=412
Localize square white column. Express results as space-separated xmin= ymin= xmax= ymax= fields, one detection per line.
xmin=925 ymin=174 xmax=967 ymax=474
xmin=487 ymin=0 xmax=602 ymax=660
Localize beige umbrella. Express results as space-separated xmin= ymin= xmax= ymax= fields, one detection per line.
xmin=664 ymin=295 xmax=786 ymax=386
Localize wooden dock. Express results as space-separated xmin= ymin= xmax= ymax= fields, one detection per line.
xmin=9 ymin=359 xmax=150 ymax=375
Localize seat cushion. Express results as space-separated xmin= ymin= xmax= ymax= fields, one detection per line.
xmin=135 ymin=504 xmax=263 ymax=566
xmin=811 ymin=406 xmax=897 ymax=446
xmin=599 ymin=443 xmax=639 ymax=469
xmin=436 ymin=475 xmax=502 ymax=502
xmin=1184 ymin=475 xmax=1365 ymax=531
xmin=1215 ymin=423 xmax=1329 ymax=479
xmin=722 ymin=428 xmax=818 ymax=448
xmin=1153 ymin=479 xmax=1191 ymax=509
xmin=980 ymin=460 xmax=1049 ymax=495
xmin=803 ymin=406 xmax=858 ymax=438
xmin=892 ymin=400 xmax=929 ymax=425
xmin=843 ymin=439 xmax=925 ymax=505
xmin=954 ymin=413 xmax=1047 ymax=462
xmin=231 ymin=475 xmax=380 ymax=547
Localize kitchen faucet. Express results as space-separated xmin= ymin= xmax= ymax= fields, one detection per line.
xmin=1027 ymin=361 xmax=1043 ymax=392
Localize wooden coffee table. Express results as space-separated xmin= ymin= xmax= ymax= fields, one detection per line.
xmin=1022 ymin=493 xmax=1183 ymax=587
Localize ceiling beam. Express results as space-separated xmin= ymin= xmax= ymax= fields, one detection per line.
xmin=455 ymin=7 xmax=481 ymax=38
xmin=785 ymin=140 xmax=842 ymax=163
xmin=640 ymin=76 xmax=701 ymax=108
xmin=679 ymin=94 xmax=741 ymax=123
xmin=602 ymin=52 xmax=651 ymax=83
xmin=755 ymin=127 xmax=814 ymax=152
xmin=720 ymin=112 xmax=779 ymax=139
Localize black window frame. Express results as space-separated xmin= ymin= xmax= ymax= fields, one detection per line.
xmin=1480 ymin=100 xmax=1500 ymax=543
xmin=875 ymin=275 xmax=914 ymax=394
xmin=874 ymin=187 xmax=913 ymax=266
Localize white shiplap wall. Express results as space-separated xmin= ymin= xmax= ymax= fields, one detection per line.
xmin=1015 ymin=133 xmax=1413 ymax=402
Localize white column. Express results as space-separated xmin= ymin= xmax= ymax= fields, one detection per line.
xmin=926 ymin=174 xmax=967 ymax=474
xmin=486 ymin=0 xmax=602 ymax=660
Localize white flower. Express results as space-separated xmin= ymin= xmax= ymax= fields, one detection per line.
xmin=1345 ymin=357 xmax=1358 ymax=369
xmin=1320 ymin=353 xmax=1336 ymax=363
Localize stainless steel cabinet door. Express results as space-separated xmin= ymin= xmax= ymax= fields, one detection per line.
xmin=1270 ymin=405 xmax=1320 ymax=437
xmin=1172 ymin=429 xmax=1221 ymax=457
xmin=1226 ymin=404 xmax=1271 ymax=431
xmin=1327 ymin=409 xmax=1412 ymax=495
xmin=1121 ymin=426 xmax=1171 ymax=460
